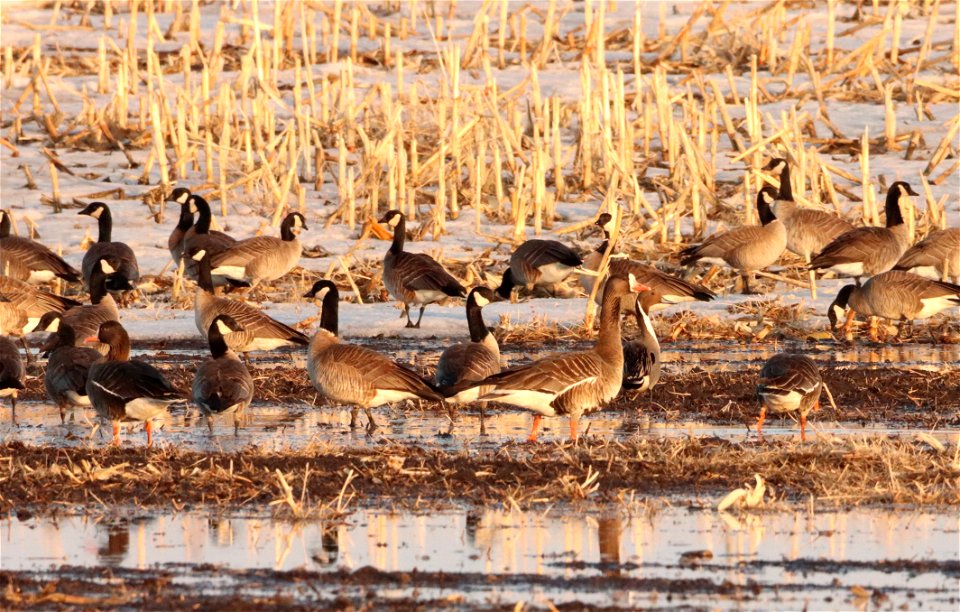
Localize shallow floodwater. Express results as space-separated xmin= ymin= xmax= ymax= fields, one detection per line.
xmin=3 ymin=507 xmax=957 ymax=609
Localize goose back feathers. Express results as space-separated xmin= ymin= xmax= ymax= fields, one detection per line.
xmin=193 ymin=315 xmax=255 ymax=429
xmin=497 ymin=239 xmax=583 ymax=299
xmin=828 ymin=270 xmax=960 ymax=330
xmin=436 ymin=287 xmax=501 ymax=403
xmin=78 ymin=202 xmax=140 ymax=290
xmin=0 ymin=335 xmax=25 ymax=422
xmin=756 ymin=353 xmax=822 ymax=441
xmin=0 ymin=209 xmax=81 ymax=283
xmin=208 ymin=211 xmax=305 ymax=287
xmin=0 ymin=276 xmax=81 ymax=336
xmin=894 ymin=227 xmax=960 ymax=282
xmin=43 ymin=320 xmax=101 ymax=422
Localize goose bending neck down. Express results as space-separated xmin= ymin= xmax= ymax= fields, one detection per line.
xmin=622 ymin=291 xmax=661 ymax=393
xmin=193 ymin=315 xmax=255 ymax=434
xmin=305 ymin=280 xmax=445 ymax=431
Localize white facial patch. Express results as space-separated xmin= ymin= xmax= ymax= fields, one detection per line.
xmin=762 ymin=191 xmax=775 ymax=205
xmin=46 ymin=316 xmax=61 ymax=332
xmin=100 ymin=260 xmax=117 ymax=274
xmin=293 ymin=215 xmax=303 ymax=228
xmin=388 ymin=213 xmax=401 ymax=227
xmin=189 ymin=202 xmax=198 ymax=213
xmin=314 ymin=287 xmax=330 ymax=300
xmin=192 ymin=249 xmax=207 ymax=261
xmin=473 ymin=293 xmax=490 ymax=308
xmin=215 ymin=319 xmax=235 ymax=336
xmin=830 ymin=304 xmax=845 ymax=327
xmin=89 ymin=206 xmax=103 ymax=219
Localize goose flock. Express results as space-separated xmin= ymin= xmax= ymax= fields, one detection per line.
xmin=0 ymin=162 xmax=958 ymax=446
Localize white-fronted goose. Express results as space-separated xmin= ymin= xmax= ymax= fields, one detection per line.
xmin=193 ymin=315 xmax=255 ymax=433
xmin=207 ymin=211 xmax=305 ymax=287
xmin=0 ymin=276 xmax=81 ymax=337
xmin=810 ymin=181 xmax=918 ymax=284
xmin=0 ymin=209 xmax=81 ymax=284
xmin=894 ymin=227 xmax=960 ymax=283
xmin=622 ymin=291 xmax=661 ymax=392
xmin=78 ymin=202 xmax=140 ymax=290
xmin=756 ymin=353 xmax=822 ymax=442
xmin=180 ymin=194 xmax=237 ymax=281
xmin=0 ymin=335 xmax=25 ymax=424
xmin=304 ymin=279 xmax=444 ymax=431
xmin=496 ymin=239 xmax=584 ymax=300
xmin=42 ymin=318 xmax=101 ymax=423
xmin=472 ymin=273 xmax=649 ymax=442
xmin=827 ymin=270 xmax=960 ymax=341
xmin=85 ymin=320 xmax=184 ymax=446
xmin=167 ymin=187 xmax=194 ymax=264
xmin=38 ymin=258 xmax=121 ymax=351
xmin=763 ymin=158 xmax=854 ymax=261
xmin=379 ymin=210 xmax=466 ymax=328
xmin=680 ymin=186 xmax=786 ymax=294
xmin=191 ymin=249 xmax=309 ymax=353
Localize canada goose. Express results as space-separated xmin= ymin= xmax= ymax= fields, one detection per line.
xmin=37 ymin=258 xmax=122 ymax=351
xmin=472 ymin=273 xmax=649 ymax=442
xmin=180 ymin=194 xmax=237 ymax=280
xmin=756 ymin=353 xmax=822 ymax=442
xmin=894 ymin=227 xmax=960 ymax=283
xmin=763 ymin=158 xmax=854 ymax=261
xmin=78 ymin=202 xmax=140 ymax=291
xmin=436 ymin=287 xmax=501 ymax=433
xmin=193 ymin=315 xmax=255 ymax=434
xmin=0 ymin=335 xmax=25 ymax=424
xmin=680 ymin=186 xmax=786 ymax=294
xmin=809 ymin=181 xmax=919 ymax=284
xmin=304 ymin=279 xmax=444 ymax=431
xmin=42 ymin=318 xmax=101 ymax=423
xmin=167 ymin=187 xmax=194 ymax=264
xmin=207 ymin=211 xmax=305 ymax=287
xmin=379 ymin=210 xmax=466 ymax=328
xmin=496 ymin=239 xmax=583 ymax=299
xmin=827 ymin=270 xmax=960 ymax=341
xmin=0 ymin=209 xmax=81 ymax=284
xmin=0 ymin=276 xmax=81 ymax=337
xmin=191 ymin=249 xmax=309 ymax=353
xmin=622 ymin=291 xmax=661 ymax=392
xmin=85 ymin=320 xmax=184 ymax=446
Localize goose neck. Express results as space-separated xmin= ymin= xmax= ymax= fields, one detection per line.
xmin=389 ymin=216 xmax=406 ymax=254
xmin=465 ymin=300 xmax=489 ymax=344
xmin=96 ymin=209 xmax=113 ymax=243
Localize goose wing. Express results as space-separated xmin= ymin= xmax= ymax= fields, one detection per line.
xmin=391 ymin=252 xmax=466 ymax=297
xmin=318 ymin=343 xmax=443 ymax=402
xmin=0 ymin=236 xmax=81 ymax=282
xmin=82 ymin=243 xmax=140 ymax=283
xmin=514 ymin=240 xmax=583 ymax=268
xmin=193 ymin=357 xmax=254 ymax=412
xmin=89 ymin=360 xmax=182 ymax=402
xmin=435 ymin=343 xmax=500 ymax=388
xmin=46 ymin=346 xmax=100 ymax=397
xmin=809 ymin=227 xmax=892 ymax=268
xmin=202 ymin=296 xmax=309 ymax=344
xmin=210 ymin=236 xmax=282 ymax=268
xmin=0 ymin=277 xmax=81 ymax=316
xmin=607 ymin=259 xmax=715 ymax=302
xmin=895 ymin=228 xmax=960 ymax=270
xmin=680 ymin=225 xmax=771 ymax=264
xmin=757 ymin=354 xmax=820 ymax=396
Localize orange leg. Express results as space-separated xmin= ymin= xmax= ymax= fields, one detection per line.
xmin=112 ymin=422 xmax=121 ymax=446
xmin=799 ymin=412 xmax=807 ymax=442
xmin=569 ymin=415 xmax=578 ymax=442
xmin=145 ymin=420 xmax=153 ymax=447
xmin=756 ymin=406 xmax=766 ymax=442
xmin=527 ymin=414 xmax=543 ymax=443
xmin=842 ymin=309 xmax=856 ymax=337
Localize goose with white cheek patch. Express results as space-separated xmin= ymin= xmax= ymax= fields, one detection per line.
xmin=207 ymin=211 xmax=305 ymax=288
xmin=827 ymin=270 xmax=960 ymax=342
xmin=0 ymin=335 xmax=25 ymax=424
xmin=179 ymin=194 xmax=238 ymax=281
xmin=809 ymin=181 xmax=919 ymax=285
xmin=756 ymin=353 xmax=823 ymax=442
xmin=583 ymin=213 xmax=715 ymax=313
xmin=436 ymin=287 xmax=501 ymax=433
xmin=42 ymin=317 xmax=101 ymax=423
xmin=304 ymin=280 xmax=445 ymax=432
xmin=38 ymin=258 xmax=124 ymax=353
xmin=472 ymin=273 xmax=650 ymax=443
xmin=894 ymin=227 xmax=959 ymax=283
xmin=85 ymin=321 xmax=185 ymax=446
xmin=77 ymin=202 xmax=140 ymax=292
xmin=167 ymin=187 xmax=194 ymax=265
xmin=191 ymin=249 xmax=309 ymax=354
xmin=379 ymin=210 xmax=467 ymax=328
xmin=0 ymin=276 xmax=81 ymax=339
xmin=622 ymin=291 xmax=661 ymax=393
xmin=0 ymin=209 xmax=81 ymax=284
xmin=762 ymin=158 xmax=854 ymax=262
xmin=193 ymin=315 xmax=255 ymax=434
xmin=496 ymin=239 xmax=583 ymax=300
xmin=680 ymin=186 xmax=786 ymax=294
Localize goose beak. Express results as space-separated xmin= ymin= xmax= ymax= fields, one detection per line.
xmin=906 ymin=185 xmax=919 ymax=196
xmin=83 ymin=335 xmax=99 ymax=344
xmin=630 ymin=281 xmax=652 ymax=293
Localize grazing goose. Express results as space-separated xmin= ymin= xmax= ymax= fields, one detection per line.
xmin=38 ymin=258 xmax=122 ymax=351
xmin=827 ymin=270 xmax=960 ymax=341
xmin=180 ymin=194 xmax=237 ymax=280
xmin=42 ymin=318 xmax=101 ymax=423
xmin=583 ymin=214 xmax=716 ymax=314
xmin=0 ymin=335 xmax=25 ymax=424
xmin=85 ymin=320 xmax=184 ymax=446
xmin=191 ymin=249 xmax=309 ymax=353
xmin=894 ymin=227 xmax=960 ymax=283
xmin=0 ymin=276 xmax=81 ymax=337
xmin=304 ymin=279 xmax=444 ymax=431
xmin=167 ymin=187 xmax=194 ymax=264
xmin=0 ymin=209 xmax=81 ymax=284
xmin=78 ymin=202 xmax=140 ymax=291
xmin=763 ymin=158 xmax=854 ymax=261
xmin=193 ymin=315 xmax=255 ymax=433
xmin=379 ymin=210 xmax=466 ymax=328
xmin=622 ymin=291 xmax=661 ymax=392
xmin=473 ymin=273 xmax=649 ymax=442
xmin=496 ymin=239 xmax=583 ymax=299
xmin=207 ymin=211 xmax=305 ymax=287
xmin=809 ymin=182 xmax=919 ymax=284
xmin=756 ymin=353 xmax=822 ymax=442
xmin=436 ymin=287 xmax=502 ymax=433
xmin=680 ymin=186 xmax=786 ymax=294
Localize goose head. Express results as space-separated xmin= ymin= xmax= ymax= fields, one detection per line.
xmin=167 ymin=187 xmax=192 ymax=204
xmin=281 ymin=212 xmax=308 ymax=239
xmin=379 ymin=210 xmax=404 ymax=228
xmin=827 ymin=284 xmax=856 ymax=329
xmin=78 ymin=201 xmax=108 ymax=220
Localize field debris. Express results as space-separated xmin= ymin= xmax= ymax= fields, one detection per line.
xmin=717 ymin=473 xmax=768 ymax=512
